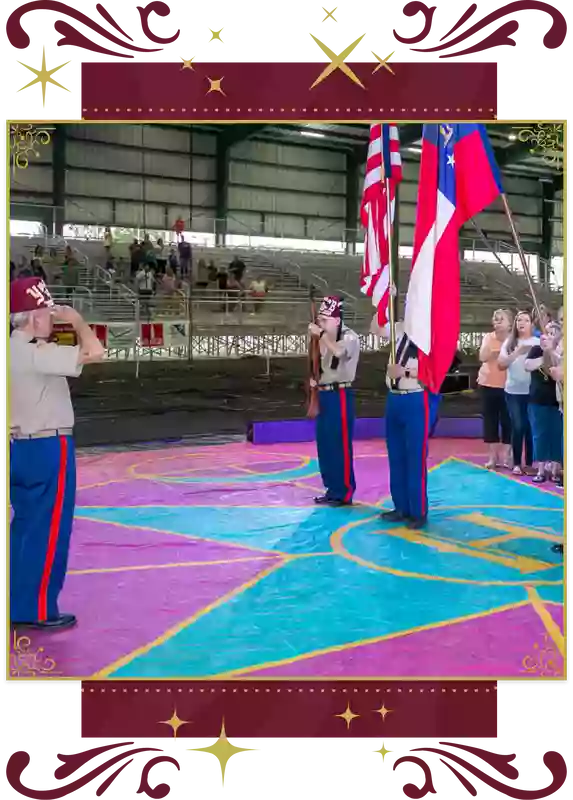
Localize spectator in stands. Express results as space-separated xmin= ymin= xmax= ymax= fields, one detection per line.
xmin=104 ymin=227 xmax=113 ymax=258
xmin=129 ymin=239 xmax=142 ymax=277
xmin=178 ymin=236 xmax=192 ymax=279
xmin=168 ymin=245 xmax=179 ymax=272
xmin=33 ymin=244 xmax=44 ymax=263
xmin=141 ymin=233 xmax=154 ymax=257
xmin=226 ymin=272 xmax=243 ymax=313
xmin=156 ymin=237 xmax=167 ymax=276
xmin=31 ymin=258 xmax=47 ymax=283
xmin=144 ymin=242 xmax=158 ymax=271
xmin=525 ymin=322 xmax=563 ymax=484
xmin=135 ymin=263 xmax=156 ymax=319
xmin=196 ymin=259 xmax=210 ymax=292
xmin=63 ymin=249 xmax=80 ymax=291
xmin=216 ymin=265 xmax=229 ymax=311
xmin=207 ymin=259 xmax=218 ymax=283
xmin=173 ymin=215 xmax=185 ymax=242
xmin=498 ymin=311 xmax=539 ymax=475
xmin=249 ymin=276 xmax=268 ymax=314
xmin=229 ymin=255 xmax=247 ymax=287
xmin=478 ymin=309 xmax=513 ymax=470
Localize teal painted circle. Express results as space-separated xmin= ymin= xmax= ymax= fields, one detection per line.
xmin=340 ymin=505 xmax=564 ymax=587
xmin=148 ymin=460 xmax=320 ymax=485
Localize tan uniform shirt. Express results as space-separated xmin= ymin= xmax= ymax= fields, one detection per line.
xmin=10 ymin=330 xmax=83 ymax=435
xmin=380 ymin=322 xmax=422 ymax=392
xmin=319 ymin=326 xmax=360 ymax=385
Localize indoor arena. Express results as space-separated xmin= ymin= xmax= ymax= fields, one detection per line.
xmin=9 ymin=122 xmax=564 ymax=679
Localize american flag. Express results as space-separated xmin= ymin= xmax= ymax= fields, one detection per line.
xmin=360 ymin=123 xmax=403 ymax=325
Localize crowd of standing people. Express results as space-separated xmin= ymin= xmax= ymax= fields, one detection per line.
xmin=478 ymin=305 xmax=564 ymax=487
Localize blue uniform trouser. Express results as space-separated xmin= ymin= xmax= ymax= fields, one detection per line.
xmin=10 ymin=436 xmax=76 ymax=623
xmin=316 ymin=387 xmax=356 ymax=501
xmin=385 ymin=390 xmax=440 ymax=520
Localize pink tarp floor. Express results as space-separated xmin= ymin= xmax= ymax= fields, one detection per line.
xmin=11 ymin=438 xmax=564 ymax=680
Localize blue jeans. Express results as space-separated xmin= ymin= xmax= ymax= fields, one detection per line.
xmin=528 ymin=404 xmax=563 ymax=464
xmin=505 ymin=393 xmax=533 ymax=467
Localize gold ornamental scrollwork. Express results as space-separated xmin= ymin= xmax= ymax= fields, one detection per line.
xmin=512 ymin=123 xmax=564 ymax=169
xmin=522 ymin=633 xmax=563 ymax=677
xmin=9 ymin=123 xmax=55 ymax=173
xmin=10 ymin=631 xmax=60 ymax=677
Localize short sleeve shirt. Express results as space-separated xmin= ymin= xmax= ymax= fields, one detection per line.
xmin=10 ymin=330 xmax=82 ymax=435
xmin=319 ymin=327 xmax=360 ymax=385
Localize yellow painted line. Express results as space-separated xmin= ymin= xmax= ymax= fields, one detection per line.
xmin=526 ymin=586 xmax=565 ymax=658
xmin=213 ymin=599 xmax=532 ymax=678
xmin=371 ymin=525 xmax=552 ymax=574
xmin=460 ymin=513 xmax=563 ymax=547
xmin=68 ymin=555 xmax=282 ymax=576
xmin=92 ymin=559 xmax=288 ymax=678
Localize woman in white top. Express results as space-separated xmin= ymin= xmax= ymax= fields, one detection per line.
xmin=498 ymin=310 xmax=539 ymax=475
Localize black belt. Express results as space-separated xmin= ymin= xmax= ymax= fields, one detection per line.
xmin=319 ymin=382 xmax=352 ymax=391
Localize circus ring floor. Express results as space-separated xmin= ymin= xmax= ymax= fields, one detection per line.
xmin=15 ymin=438 xmax=564 ymax=679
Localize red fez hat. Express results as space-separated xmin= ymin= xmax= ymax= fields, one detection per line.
xmin=318 ymin=295 xmax=343 ymax=319
xmin=10 ymin=277 xmax=54 ymax=314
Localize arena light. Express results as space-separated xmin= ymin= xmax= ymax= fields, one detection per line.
xmin=300 ymin=130 xmax=327 ymax=138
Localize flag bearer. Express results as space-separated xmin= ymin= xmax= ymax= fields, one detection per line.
xmin=373 ymin=315 xmax=441 ymax=529
xmin=10 ymin=277 xmax=104 ymax=630
xmin=308 ymin=296 xmax=360 ymax=506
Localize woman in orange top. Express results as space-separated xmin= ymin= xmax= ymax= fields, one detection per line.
xmin=477 ymin=309 xmax=513 ymax=469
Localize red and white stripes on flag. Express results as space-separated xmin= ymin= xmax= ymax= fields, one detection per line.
xmin=360 ymin=124 xmax=403 ymax=326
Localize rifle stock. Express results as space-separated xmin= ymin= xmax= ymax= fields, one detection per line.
xmin=307 ymin=289 xmax=321 ymax=418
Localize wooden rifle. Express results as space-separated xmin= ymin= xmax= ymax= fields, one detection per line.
xmin=306 ymin=286 xmax=321 ymax=418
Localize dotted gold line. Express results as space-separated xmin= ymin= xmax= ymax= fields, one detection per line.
xmin=82 ymin=107 xmax=495 ymax=115
xmin=83 ymin=685 xmax=496 ymax=693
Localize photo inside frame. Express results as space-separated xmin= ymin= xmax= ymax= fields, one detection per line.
xmin=7 ymin=121 xmax=564 ymax=682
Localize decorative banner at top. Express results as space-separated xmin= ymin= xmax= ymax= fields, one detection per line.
xmin=81 ymin=61 xmax=497 ymax=120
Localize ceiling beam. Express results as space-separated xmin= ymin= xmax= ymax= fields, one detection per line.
xmin=220 ymin=124 xmax=269 ymax=147
xmin=495 ymin=140 xmax=534 ymax=167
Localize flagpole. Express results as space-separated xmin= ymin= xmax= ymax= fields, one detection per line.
xmin=500 ymin=193 xmax=544 ymax=327
xmin=385 ymin=176 xmax=398 ymax=365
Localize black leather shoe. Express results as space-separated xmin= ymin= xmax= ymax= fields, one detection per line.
xmin=314 ymin=495 xmax=352 ymax=507
xmin=380 ymin=510 xmax=405 ymax=522
xmin=13 ymin=613 xmax=77 ymax=631
xmin=406 ymin=517 xmax=427 ymax=530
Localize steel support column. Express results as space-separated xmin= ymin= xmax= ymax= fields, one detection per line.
xmin=345 ymin=150 xmax=360 ymax=255
xmin=52 ymin=124 xmax=66 ymax=236
xmin=540 ymin=181 xmax=555 ymax=284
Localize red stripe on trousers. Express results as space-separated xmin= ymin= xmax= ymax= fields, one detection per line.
xmin=38 ymin=436 xmax=68 ymax=622
xmin=339 ymin=388 xmax=353 ymax=502
xmin=420 ymin=391 xmax=430 ymax=517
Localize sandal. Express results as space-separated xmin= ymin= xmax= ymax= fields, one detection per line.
xmin=532 ymin=474 xmax=547 ymax=483
xmin=512 ymin=466 xmax=524 ymax=476
xmin=485 ymin=461 xmax=498 ymax=470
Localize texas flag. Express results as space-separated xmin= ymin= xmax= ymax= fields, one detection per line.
xmin=404 ymin=124 xmax=504 ymax=393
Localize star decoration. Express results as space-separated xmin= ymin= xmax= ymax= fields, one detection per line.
xmin=368 ymin=739 xmax=400 ymax=767
xmin=309 ymin=34 xmax=366 ymax=90
xmin=16 ymin=41 xmax=73 ymax=114
xmin=447 ymin=154 xmax=455 ymax=167
xmin=201 ymin=23 xmax=232 ymax=47
xmin=323 ymin=6 xmax=337 ymax=21
xmin=368 ymin=48 xmax=400 ymax=75
xmin=185 ymin=719 xmax=265 ymax=792
xmin=175 ymin=49 xmax=199 ymax=69
xmin=374 ymin=703 xmax=392 ymax=721
xmin=160 ymin=708 xmax=190 ymax=739
xmin=207 ymin=77 xmax=226 ymax=96
xmin=335 ymin=702 xmax=360 ymax=730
